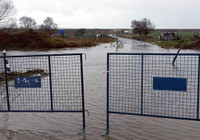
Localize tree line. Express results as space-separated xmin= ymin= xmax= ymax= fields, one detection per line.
xmin=1 ymin=0 xmax=155 ymax=37
xmin=0 ymin=0 xmax=57 ymax=36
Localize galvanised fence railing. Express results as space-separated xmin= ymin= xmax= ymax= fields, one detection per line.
xmin=104 ymin=53 xmax=200 ymax=135
xmin=0 ymin=53 xmax=85 ymax=130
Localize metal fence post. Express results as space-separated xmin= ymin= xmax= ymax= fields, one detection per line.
xmin=107 ymin=53 xmax=110 ymax=132
xmin=197 ymin=55 xmax=200 ymax=120
xmin=48 ymin=56 xmax=53 ymax=111
xmin=141 ymin=55 xmax=144 ymax=115
xmin=80 ymin=54 xmax=85 ymax=130
xmin=102 ymin=53 xmax=110 ymax=136
xmin=3 ymin=51 xmax=10 ymax=111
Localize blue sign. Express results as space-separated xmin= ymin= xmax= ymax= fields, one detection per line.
xmin=153 ymin=77 xmax=187 ymax=91
xmin=14 ymin=76 xmax=41 ymax=88
xmin=60 ymin=29 xmax=64 ymax=35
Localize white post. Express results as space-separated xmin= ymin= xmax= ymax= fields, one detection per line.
xmin=3 ymin=50 xmax=10 ymax=71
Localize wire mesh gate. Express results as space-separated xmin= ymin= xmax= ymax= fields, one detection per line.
xmin=0 ymin=53 xmax=85 ymax=130
xmin=104 ymin=53 xmax=200 ymax=135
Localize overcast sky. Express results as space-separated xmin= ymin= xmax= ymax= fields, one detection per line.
xmin=13 ymin=0 xmax=200 ymax=29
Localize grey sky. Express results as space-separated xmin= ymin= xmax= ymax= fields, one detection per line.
xmin=13 ymin=0 xmax=200 ymax=29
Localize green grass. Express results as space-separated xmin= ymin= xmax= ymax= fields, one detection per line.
xmin=177 ymin=32 xmax=200 ymax=39
xmin=156 ymin=40 xmax=179 ymax=49
xmin=119 ymin=31 xmax=200 ymax=50
xmin=148 ymin=31 xmax=200 ymax=39
xmin=148 ymin=31 xmax=162 ymax=39
xmin=149 ymin=37 xmax=197 ymax=49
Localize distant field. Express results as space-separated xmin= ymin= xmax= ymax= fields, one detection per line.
xmin=118 ymin=29 xmax=200 ymax=50
xmin=148 ymin=30 xmax=200 ymax=39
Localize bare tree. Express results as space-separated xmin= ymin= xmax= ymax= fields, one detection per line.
xmin=131 ymin=20 xmax=143 ymax=37
xmin=19 ymin=16 xmax=37 ymax=29
xmin=7 ymin=18 xmax=17 ymax=27
xmin=0 ymin=0 xmax=16 ymax=23
xmin=3 ymin=18 xmax=18 ymax=32
xmin=40 ymin=17 xmax=57 ymax=36
xmin=141 ymin=18 xmax=155 ymax=36
xmin=131 ymin=18 xmax=155 ymax=36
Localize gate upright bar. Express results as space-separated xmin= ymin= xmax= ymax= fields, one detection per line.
xmin=3 ymin=51 xmax=10 ymax=111
xmin=141 ymin=55 xmax=144 ymax=115
xmin=80 ymin=54 xmax=86 ymax=130
xmin=48 ymin=55 xmax=53 ymax=111
xmin=103 ymin=53 xmax=110 ymax=136
xmin=197 ymin=55 xmax=200 ymax=119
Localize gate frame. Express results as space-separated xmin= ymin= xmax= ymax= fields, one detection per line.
xmin=1 ymin=53 xmax=86 ymax=131
xmin=103 ymin=52 xmax=200 ymax=136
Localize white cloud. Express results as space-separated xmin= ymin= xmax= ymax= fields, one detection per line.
xmin=13 ymin=0 xmax=200 ymax=28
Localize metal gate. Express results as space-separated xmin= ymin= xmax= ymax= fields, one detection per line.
xmin=0 ymin=53 xmax=85 ymax=129
xmin=104 ymin=53 xmax=200 ymax=135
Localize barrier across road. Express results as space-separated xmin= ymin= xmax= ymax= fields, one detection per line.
xmin=0 ymin=53 xmax=85 ymax=130
xmin=103 ymin=53 xmax=200 ymax=135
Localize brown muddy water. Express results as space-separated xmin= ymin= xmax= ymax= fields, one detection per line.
xmin=1 ymin=37 xmax=200 ymax=140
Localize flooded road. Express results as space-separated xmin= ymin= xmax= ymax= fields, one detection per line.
xmin=1 ymin=37 xmax=200 ymax=140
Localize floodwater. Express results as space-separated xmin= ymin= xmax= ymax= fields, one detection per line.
xmin=1 ymin=37 xmax=200 ymax=140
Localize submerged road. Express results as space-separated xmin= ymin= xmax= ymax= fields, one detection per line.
xmin=0 ymin=37 xmax=200 ymax=140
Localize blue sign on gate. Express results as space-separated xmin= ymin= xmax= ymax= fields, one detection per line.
xmin=153 ymin=77 xmax=187 ymax=91
xmin=14 ymin=76 xmax=41 ymax=88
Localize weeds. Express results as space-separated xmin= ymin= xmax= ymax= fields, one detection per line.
xmin=0 ymin=29 xmax=115 ymax=51
xmin=0 ymin=69 xmax=48 ymax=84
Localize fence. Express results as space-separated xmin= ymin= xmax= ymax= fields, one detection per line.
xmin=104 ymin=53 xmax=200 ymax=135
xmin=53 ymin=34 xmax=97 ymax=39
xmin=0 ymin=53 xmax=85 ymax=130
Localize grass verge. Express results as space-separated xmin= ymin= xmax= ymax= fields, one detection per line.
xmin=117 ymin=33 xmax=200 ymax=50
